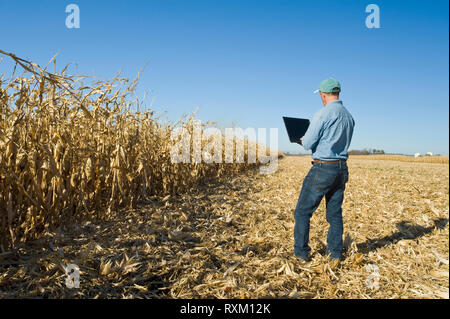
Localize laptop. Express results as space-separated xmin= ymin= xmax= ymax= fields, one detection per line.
xmin=283 ymin=116 xmax=310 ymax=143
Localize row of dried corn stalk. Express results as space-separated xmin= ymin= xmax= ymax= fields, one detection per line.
xmin=0 ymin=51 xmax=274 ymax=249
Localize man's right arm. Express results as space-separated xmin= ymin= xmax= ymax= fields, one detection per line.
xmin=301 ymin=111 xmax=325 ymax=151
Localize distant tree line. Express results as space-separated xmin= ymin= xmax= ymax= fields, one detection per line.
xmin=348 ymin=149 xmax=385 ymax=155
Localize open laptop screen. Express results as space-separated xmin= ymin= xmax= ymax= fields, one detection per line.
xmin=283 ymin=117 xmax=310 ymax=143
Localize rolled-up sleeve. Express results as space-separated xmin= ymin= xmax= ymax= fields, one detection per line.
xmin=302 ymin=112 xmax=325 ymax=151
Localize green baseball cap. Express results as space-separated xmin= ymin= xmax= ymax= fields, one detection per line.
xmin=313 ymin=78 xmax=341 ymax=94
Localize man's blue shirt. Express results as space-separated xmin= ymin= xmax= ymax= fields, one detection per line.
xmin=301 ymin=100 xmax=355 ymax=161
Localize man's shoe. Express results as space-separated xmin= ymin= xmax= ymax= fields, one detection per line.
xmin=295 ymin=255 xmax=311 ymax=265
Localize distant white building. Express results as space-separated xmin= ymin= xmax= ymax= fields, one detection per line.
xmin=426 ymin=152 xmax=433 ymax=156
xmin=414 ymin=153 xmax=421 ymax=158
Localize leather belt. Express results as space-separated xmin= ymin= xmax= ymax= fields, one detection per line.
xmin=312 ymin=159 xmax=346 ymax=164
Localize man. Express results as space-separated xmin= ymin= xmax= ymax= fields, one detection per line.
xmin=294 ymin=78 xmax=355 ymax=263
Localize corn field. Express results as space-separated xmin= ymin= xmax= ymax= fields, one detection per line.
xmin=0 ymin=155 xmax=447 ymax=298
xmin=0 ymin=51 xmax=447 ymax=299
xmin=0 ymin=50 xmax=272 ymax=250
xmin=349 ymin=155 xmax=449 ymax=164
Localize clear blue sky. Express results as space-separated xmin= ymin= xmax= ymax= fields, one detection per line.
xmin=1 ymin=0 xmax=448 ymax=155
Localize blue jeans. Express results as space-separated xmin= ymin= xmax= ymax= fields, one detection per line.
xmin=293 ymin=161 xmax=349 ymax=260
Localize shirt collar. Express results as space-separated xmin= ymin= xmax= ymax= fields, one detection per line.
xmin=325 ymin=100 xmax=342 ymax=107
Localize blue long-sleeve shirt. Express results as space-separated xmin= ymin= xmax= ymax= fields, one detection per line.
xmin=301 ymin=100 xmax=355 ymax=161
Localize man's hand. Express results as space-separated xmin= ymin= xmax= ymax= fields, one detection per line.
xmin=297 ymin=137 xmax=303 ymax=146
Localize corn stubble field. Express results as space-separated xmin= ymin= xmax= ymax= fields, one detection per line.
xmin=0 ymin=52 xmax=448 ymax=299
